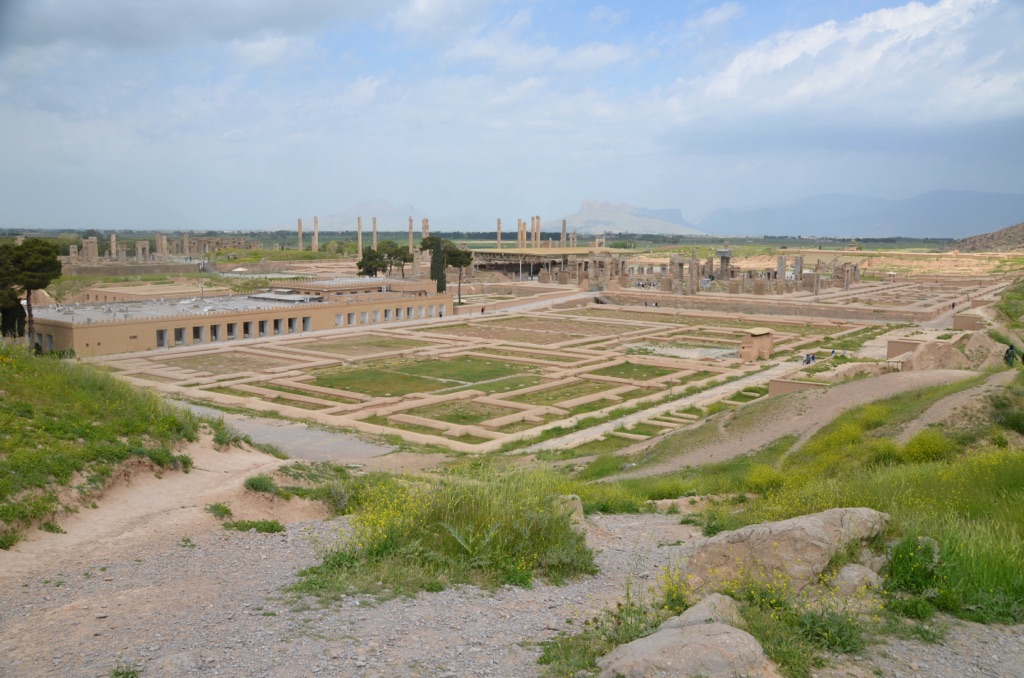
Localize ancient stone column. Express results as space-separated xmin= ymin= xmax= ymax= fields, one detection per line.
xmin=777 ymin=255 xmax=786 ymax=281
xmin=533 ymin=216 xmax=541 ymax=248
xmin=357 ymin=217 xmax=363 ymax=255
xmin=372 ymin=217 xmax=378 ymax=251
xmin=182 ymin=233 xmax=190 ymax=257
xmin=496 ymin=218 xmax=502 ymax=249
xmin=561 ymin=219 xmax=567 ymax=247
xmin=422 ymin=218 xmax=430 ymax=239
xmin=312 ymin=216 xmax=319 ymax=253
xmin=408 ymin=217 xmax=414 ymax=253
xmin=794 ymin=256 xmax=804 ymax=281
xmin=297 ymin=218 xmax=303 ymax=251
xmin=110 ymin=234 xmax=117 ymax=258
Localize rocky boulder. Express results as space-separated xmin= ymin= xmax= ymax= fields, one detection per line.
xmin=597 ymin=594 xmax=781 ymax=678
xmin=834 ymin=563 xmax=883 ymax=596
xmin=685 ymin=508 xmax=889 ymax=592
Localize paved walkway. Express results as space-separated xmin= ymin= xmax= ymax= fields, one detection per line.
xmin=183 ymin=403 xmax=394 ymax=462
xmin=525 ymin=359 xmax=801 ymax=452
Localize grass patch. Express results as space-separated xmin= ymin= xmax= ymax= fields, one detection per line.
xmin=643 ymin=375 xmax=1024 ymax=624
xmin=586 ymin=361 xmax=677 ymax=381
xmin=510 ymin=380 xmax=610 ymax=406
xmin=0 ymin=345 xmax=199 ymax=547
xmin=205 ymin=502 xmax=233 ymax=519
xmin=243 ymin=474 xmax=291 ymax=499
xmin=443 ymin=375 xmax=547 ymax=395
xmin=223 ymin=519 xmax=286 ymax=533
xmin=396 ymin=355 xmax=535 ymax=382
xmin=405 ymin=400 xmax=518 ymax=426
xmin=996 ymin=279 xmax=1024 ymax=330
xmin=576 ymin=454 xmax=632 ymax=480
xmin=291 ymin=464 xmax=597 ymax=600
xmin=310 ymin=367 xmax=450 ymax=397
xmin=536 ymin=435 xmax=634 ymax=461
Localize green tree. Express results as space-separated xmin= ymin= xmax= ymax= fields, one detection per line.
xmin=356 ymin=246 xmax=388 ymax=277
xmin=0 ymin=244 xmax=26 ymax=338
xmin=420 ymin=236 xmax=447 ymax=293
xmin=378 ymin=240 xmax=414 ymax=278
xmin=7 ymin=239 xmax=62 ymax=346
xmin=445 ymin=243 xmax=473 ymax=304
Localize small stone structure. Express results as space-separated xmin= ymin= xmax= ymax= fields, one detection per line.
xmin=740 ymin=327 xmax=773 ymax=360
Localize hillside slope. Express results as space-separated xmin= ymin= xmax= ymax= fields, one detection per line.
xmin=951 ymin=221 xmax=1024 ymax=252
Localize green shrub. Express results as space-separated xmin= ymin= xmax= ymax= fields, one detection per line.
xmin=294 ymin=465 xmax=597 ymax=599
xmin=244 ymin=475 xmax=277 ymax=494
xmin=900 ymin=429 xmax=958 ymax=464
xmin=205 ymin=503 xmax=233 ymax=520
xmin=744 ymin=464 xmax=784 ymax=494
xmin=797 ymin=608 xmax=865 ymax=653
xmin=885 ymin=595 xmax=936 ymax=621
xmin=886 ymin=536 xmax=940 ymax=595
xmin=223 ymin=519 xmax=285 ymax=533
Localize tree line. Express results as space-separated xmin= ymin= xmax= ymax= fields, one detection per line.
xmin=355 ymin=237 xmax=473 ymax=303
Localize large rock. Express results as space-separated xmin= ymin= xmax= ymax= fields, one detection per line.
xmin=597 ymin=594 xmax=781 ymax=678
xmin=685 ymin=508 xmax=889 ymax=592
xmin=834 ymin=563 xmax=883 ymax=596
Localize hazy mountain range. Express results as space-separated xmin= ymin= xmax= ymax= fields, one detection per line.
xmin=554 ymin=190 xmax=1024 ymax=239
xmin=295 ymin=190 xmax=1024 ymax=240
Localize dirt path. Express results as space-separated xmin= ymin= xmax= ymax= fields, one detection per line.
xmin=0 ymin=439 xmax=314 ymax=583
xmin=607 ymin=369 xmax=980 ymax=480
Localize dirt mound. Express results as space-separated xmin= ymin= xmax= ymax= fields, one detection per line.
xmin=958 ymin=331 xmax=1007 ymax=370
xmin=901 ymin=341 xmax=970 ymax=371
xmin=902 ymin=333 xmax=1006 ymax=372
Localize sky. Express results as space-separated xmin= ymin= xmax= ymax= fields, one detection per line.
xmin=0 ymin=0 xmax=1022 ymax=231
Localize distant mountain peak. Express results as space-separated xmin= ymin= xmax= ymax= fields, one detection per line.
xmin=558 ymin=199 xmax=704 ymax=236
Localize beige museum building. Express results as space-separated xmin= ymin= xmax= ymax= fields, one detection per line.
xmin=32 ymin=278 xmax=451 ymax=357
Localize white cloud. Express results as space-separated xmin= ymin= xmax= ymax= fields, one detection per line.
xmin=388 ymin=0 xmax=492 ymax=36
xmin=345 ymin=76 xmax=385 ymax=106
xmin=586 ymin=6 xmax=630 ymax=32
xmin=227 ymin=34 xmax=311 ymax=66
xmin=684 ymin=2 xmax=744 ymax=32
xmin=688 ymin=0 xmax=1020 ymax=123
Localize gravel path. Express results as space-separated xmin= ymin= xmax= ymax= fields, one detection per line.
xmin=0 ymin=512 xmax=697 ymax=678
xmin=2 ymin=508 xmax=1022 ymax=678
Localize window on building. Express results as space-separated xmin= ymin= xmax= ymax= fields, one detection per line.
xmin=192 ymin=326 xmax=204 ymax=343
xmin=210 ymin=324 xmax=221 ymax=341
xmin=259 ymin=320 xmax=268 ymax=337
xmin=335 ymin=314 xmax=343 ymax=327
xmin=360 ymin=311 xmax=368 ymax=324
xmin=156 ymin=329 xmax=168 ymax=348
xmin=174 ymin=327 xmax=185 ymax=345
xmin=347 ymin=312 xmax=356 ymax=325
xmin=273 ymin=319 xmax=282 ymax=335
xmin=227 ymin=323 xmax=237 ymax=340
xmin=302 ymin=316 xmax=312 ymax=331
xmin=287 ymin=317 xmax=297 ymax=334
